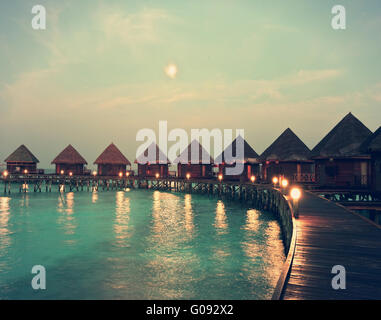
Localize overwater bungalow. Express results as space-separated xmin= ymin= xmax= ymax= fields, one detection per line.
xmin=94 ymin=143 xmax=131 ymax=176
xmin=260 ymin=128 xmax=313 ymax=183
xmin=4 ymin=144 xmax=40 ymax=174
xmin=358 ymin=127 xmax=381 ymax=192
xmin=310 ymin=113 xmax=372 ymax=188
xmin=175 ymin=140 xmax=214 ymax=179
xmin=215 ymin=135 xmax=260 ymax=181
xmin=51 ymin=144 xmax=88 ymax=175
xmin=135 ymin=143 xmax=170 ymax=178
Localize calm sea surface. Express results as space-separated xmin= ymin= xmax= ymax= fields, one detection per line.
xmin=0 ymin=188 xmax=285 ymax=299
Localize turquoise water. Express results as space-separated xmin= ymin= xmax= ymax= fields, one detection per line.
xmin=0 ymin=187 xmax=285 ymax=300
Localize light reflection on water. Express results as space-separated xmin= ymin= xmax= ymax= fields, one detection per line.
xmin=114 ymin=191 xmax=131 ymax=244
xmin=0 ymin=189 xmax=285 ymax=300
xmin=92 ymin=191 xmax=98 ymax=204
xmin=57 ymin=193 xmax=77 ymax=242
xmin=184 ymin=194 xmax=195 ymax=234
xmin=146 ymin=191 xmax=199 ymax=299
xmin=0 ymin=197 xmax=11 ymax=251
xmin=214 ymin=200 xmax=228 ymax=234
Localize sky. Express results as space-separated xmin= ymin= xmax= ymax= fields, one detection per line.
xmin=0 ymin=0 xmax=380 ymax=169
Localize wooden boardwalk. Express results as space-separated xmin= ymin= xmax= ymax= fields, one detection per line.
xmin=282 ymin=192 xmax=381 ymax=300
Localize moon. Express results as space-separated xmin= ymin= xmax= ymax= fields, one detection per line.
xmin=165 ymin=64 xmax=178 ymax=79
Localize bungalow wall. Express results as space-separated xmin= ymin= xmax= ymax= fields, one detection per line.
xmin=314 ymin=158 xmax=371 ymax=188
xmin=55 ymin=164 xmax=85 ymax=175
xmin=138 ymin=164 xmax=168 ymax=178
xmin=263 ymin=161 xmax=314 ymax=183
xmin=6 ymin=162 xmax=37 ymax=174
xmin=370 ymin=153 xmax=381 ymax=192
xmin=97 ymin=164 xmax=126 ymax=176
xmin=218 ymin=163 xmax=260 ymax=181
xmin=177 ymin=164 xmax=213 ymax=179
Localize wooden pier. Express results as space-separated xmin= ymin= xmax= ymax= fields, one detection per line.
xmin=1 ymin=174 xmax=381 ymax=300
xmin=281 ymin=191 xmax=381 ymax=300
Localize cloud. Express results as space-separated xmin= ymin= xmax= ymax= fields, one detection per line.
xmin=291 ymin=69 xmax=342 ymax=84
xmin=98 ymin=7 xmax=172 ymax=46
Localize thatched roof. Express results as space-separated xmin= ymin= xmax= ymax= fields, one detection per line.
xmin=135 ymin=143 xmax=170 ymax=164
xmin=174 ymin=140 xmax=214 ymax=164
xmin=215 ymin=135 xmax=259 ymax=164
xmin=51 ymin=144 xmax=87 ymax=165
xmin=311 ymin=112 xmax=372 ymax=158
xmin=5 ymin=145 xmax=39 ymax=163
xmin=359 ymin=126 xmax=381 ymax=153
xmin=260 ymin=128 xmax=311 ymax=161
xmin=94 ymin=143 xmax=131 ymax=165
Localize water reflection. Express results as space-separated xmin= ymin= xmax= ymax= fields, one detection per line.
xmin=57 ymin=192 xmax=77 ymax=238
xmin=184 ymin=194 xmax=194 ymax=235
xmin=0 ymin=197 xmax=11 ymax=252
xmin=0 ymin=190 xmax=285 ymax=299
xmin=151 ymin=191 xmax=165 ymax=235
xmin=66 ymin=193 xmax=74 ymax=215
xmin=114 ymin=191 xmax=131 ymax=245
xmin=19 ymin=194 xmax=29 ymax=208
xmin=263 ymin=221 xmax=285 ymax=284
xmin=214 ymin=200 xmax=228 ymax=234
xmin=146 ymin=191 xmax=198 ymax=299
xmin=243 ymin=209 xmax=259 ymax=232
xmin=241 ymin=209 xmax=263 ymax=287
xmin=211 ymin=201 xmax=231 ymax=276
xmin=92 ymin=191 xmax=98 ymax=203
xmin=241 ymin=209 xmax=285 ymax=291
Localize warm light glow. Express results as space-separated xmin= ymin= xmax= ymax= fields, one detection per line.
xmin=281 ymin=179 xmax=289 ymax=188
xmin=165 ymin=63 xmax=178 ymax=79
xmin=92 ymin=171 xmax=97 ymax=176
xmin=250 ymin=175 xmax=256 ymax=183
xmin=126 ymin=172 xmax=130 ymax=177
xmin=60 ymin=170 xmax=64 ymax=175
xmin=214 ymin=200 xmax=228 ymax=233
xmin=24 ymin=169 xmax=28 ymax=174
xmin=186 ymin=173 xmax=191 ymax=180
xmin=272 ymin=177 xmax=278 ymax=184
xmin=119 ymin=172 xmax=123 ymax=177
xmin=218 ymin=174 xmax=223 ymax=181
xmin=184 ymin=194 xmax=194 ymax=234
xmin=155 ymin=173 xmax=160 ymax=179
xmin=290 ymin=187 xmax=302 ymax=200
xmin=69 ymin=172 xmax=73 ymax=177
xmin=3 ymin=170 xmax=8 ymax=177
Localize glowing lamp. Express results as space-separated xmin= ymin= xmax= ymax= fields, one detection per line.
xmin=272 ymin=177 xmax=278 ymax=185
xmin=155 ymin=173 xmax=160 ymax=179
xmin=92 ymin=171 xmax=97 ymax=176
xmin=119 ymin=172 xmax=123 ymax=177
xmin=60 ymin=170 xmax=64 ymax=175
xmin=290 ymin=188 xmax=302 ymax=201
xmin=126 ymin=172 xmax=130 ymax=177
xmin=218 ymin=174 xmax=223 ymax=181
xmin=250 ymin=176 xmax=256 ymax=183
xmin=24 ymin=169 xmax=28 ymax=174
xmin=186 ymin=173 xmax=191 ymax=180
xmin=281 ymin=179 xmax=289 ymax=188
xmin=69 ymin=172 xmax=73 ymax=177
xmin=3 ymin=170 xmax=8 ymax=178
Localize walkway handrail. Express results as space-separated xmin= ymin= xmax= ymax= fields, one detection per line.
xmin=271 ymin=194 xmax=297 ymax=300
